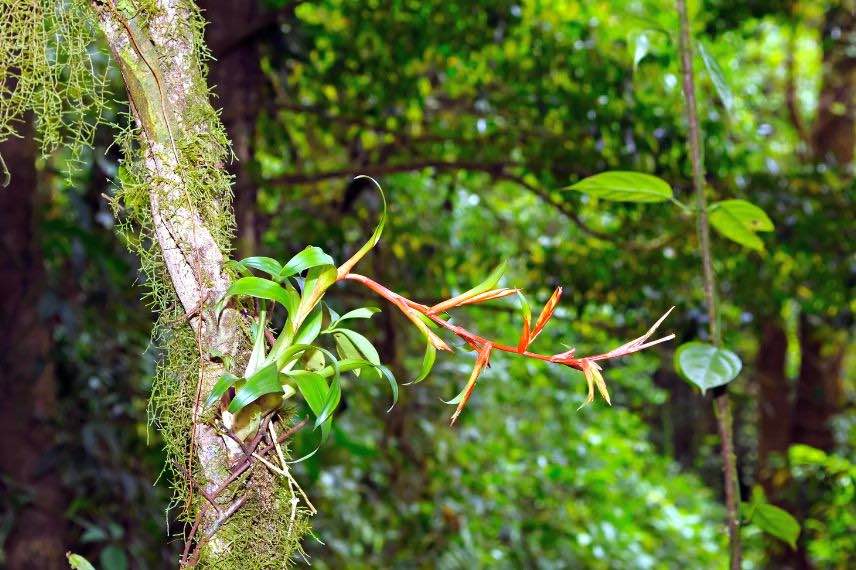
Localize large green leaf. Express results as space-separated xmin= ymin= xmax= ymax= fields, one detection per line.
xmin=567 ymin=171 xmax=673 ymax=203
xmin=751 ymin=503 xmax=801 ymax=549
xmin=227 ymin=364 xmax=282 ymax=414
xmin=674 ymin=341 xmax=742 ymax=393
xmin=279 ymin=246 xmax=336 ymax=280
xmin=697 ymin=40 xmax=734 ymax=112
xmin=294 ymin=305 xmax=324 ymax=346
xmin=217 ymin=276 xmax=299 ymax=317
xmin=709 ymin=199 xmax=774 ymax=251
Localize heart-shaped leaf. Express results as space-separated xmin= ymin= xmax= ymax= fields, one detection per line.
xmin=675 ymin=341 xmax=742 ymax=393
xmin=709 ymin=199 xmax=774 ymax=251
xmin=567 ymin=171 xmax=673 ymax=203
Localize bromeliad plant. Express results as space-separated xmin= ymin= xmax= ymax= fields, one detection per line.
xmin=208 ymin=176 xmax=676 ymax=448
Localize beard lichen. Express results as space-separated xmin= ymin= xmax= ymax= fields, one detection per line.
xmin=1 ymin=1 xmax=312 ymax=566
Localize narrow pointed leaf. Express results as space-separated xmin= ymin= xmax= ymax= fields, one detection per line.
xmin=517 ymin=291 xmax=531 ymax=352
xmin=330 ymin=328 xmax=380 ymax=365
xmin=227 ymin=364 xmax=282 ymax=414
xmin=449 ymin=344 xmax=491 ymax=425
xmin=697 ymin=40 xmax=734 ymax=112
xmin=327 ymin=306 xmax=380 ymax=330
xmin=204 ymin=373 xmax=239 ymax=409
xmin=244 ymin=308 xmax=268 ymax=377
xmin=429 ymin=260 xmax=507 ymax=314
xmin=337 ymin=175 xmax=387 ymax=278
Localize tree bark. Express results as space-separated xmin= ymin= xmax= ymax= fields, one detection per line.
xmin=756 ymin=320 xmax=791 ymax=495
xmin=812 ymin=1 xmax=856 ymax=166
xmin=0 ymin=118 xmax=67 ymax=568
xmin=91 ymin=0 xmax=245 ymax=541
xmin=790 ymin=316 xmax=844 ymax=451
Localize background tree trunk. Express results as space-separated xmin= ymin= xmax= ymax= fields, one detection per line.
xmin=756 ymin=320 xmax=791 ymax=495
xmin=0 ymin=117 xmax=67 ymax=568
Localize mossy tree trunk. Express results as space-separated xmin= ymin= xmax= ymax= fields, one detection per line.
xmin=90 ymin=0 xmax=247 ymax=548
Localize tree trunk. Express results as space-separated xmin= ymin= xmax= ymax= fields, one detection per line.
xmin=790 ymin=316 xmax=844 ymax=451
xmin=91 ymin=0 xmax=245 ymax=545
xmin=200 ymin=0 xmax=273 ymax=257
xmin=0 ymin=118 xmax=67 ymax=568
xmin=812 ymin=1 xmax=856 ymax=166
xmin=756 ymin=320 xmax=791 ymax=495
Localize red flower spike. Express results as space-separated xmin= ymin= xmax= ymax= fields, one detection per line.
xmin=341 ymin=272 xmax=675 ymax=421
xmin=528 ymin=287 xmax=563 ymax=347
xmin=449 ymin=343 xmax=493 ymax=425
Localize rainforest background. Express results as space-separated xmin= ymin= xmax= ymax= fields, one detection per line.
xmin=0 ymin=0 xmax=853 ymax=568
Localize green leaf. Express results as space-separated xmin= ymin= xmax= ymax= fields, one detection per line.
xmin=327 ymin=307 xmax=380 ymax=330
xmin=204 ymin=373 xmax=240 ymax=409
xmin=377 ymin=365 xmax=399 ymax=412
xmin=294 ymin=306 xmax=323 ymax=346
xmin=217 ymin=276 xmax=298 ymax=317
xmin=237 ymin=256 xmax=283 ymax=279
xmin=709 ymin=199 xmax=774 ymax=251
xmin=460 ymin=260 xmax=507 ymax=299
xmin=279 ymin=246 xmax=336 ymax=279
xmin=295 ymin=264 xmax=338 ymax=322
xmin=336 ymin=175 xmax=387 ymax=276
xmin=244 ymin=308 xmax=268 ymax=377
xmin=290 ymin=370 xmax=329 ymax=418
xmin=227 ymin=364 xmax=282 ymax=414
xmin=752 ymin=503 xmax=801 ymax=549
xmin=697 ymin=40 xmax=734 ymax=112
xmin=100 ymin=545 xmax=127 ymax=570
xmin=407 ymin=342 xmax=436 ymax=385
xmin=67 ymin=553 xmax=97 ymax=570
xmin=331 ymin=328 xmax=380 ymax=365
xmin=674 ymin=341 xmax=742 ymax=393
xmin=567 ymin=171 xmax=673 ymax=203
xmin=315 ymin=370 xmax=342 ymax=428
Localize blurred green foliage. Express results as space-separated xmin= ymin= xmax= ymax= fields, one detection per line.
xmin=2 ymin=0 xmax=852 ymax=568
